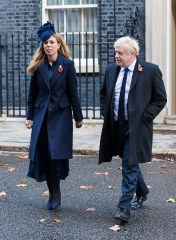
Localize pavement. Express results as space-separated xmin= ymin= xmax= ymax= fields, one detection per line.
xmin=0 ymin=154 xmax=175 ymax=240
xmin=0 ymin=118 xmax=176 ymax=160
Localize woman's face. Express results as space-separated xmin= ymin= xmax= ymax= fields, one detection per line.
xmin=43 ymin=35 xmax=60 ymax=58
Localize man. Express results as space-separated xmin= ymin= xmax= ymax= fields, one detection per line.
xmin=99 ymin=36 xmax=167 ymax=222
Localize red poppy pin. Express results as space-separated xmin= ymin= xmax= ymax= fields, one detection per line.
xmin=138 ymin=64 xmax=143 ymax=72
xmin=58 ymin=65 xmax=63 ymax=73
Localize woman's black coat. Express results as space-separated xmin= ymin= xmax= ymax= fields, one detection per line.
xmin=27 ymin=54 xmax=83 ymax=161
xmin=99 ymin=59 xmax=167 ymax=165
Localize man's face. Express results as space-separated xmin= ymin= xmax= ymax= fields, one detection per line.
xmin=115 ymin=44 xmax=135 ymax=68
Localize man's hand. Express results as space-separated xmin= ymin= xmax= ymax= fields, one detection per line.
xmin=75 ymin=120 xmax=83 ymax=128
xmin=26 ymin=120 xmax=33 ymax=129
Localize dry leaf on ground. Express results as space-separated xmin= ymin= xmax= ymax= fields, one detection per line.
xmin=40 ymin=219 xmax=47 ymax=223
xmin=167 ymin=198 xmax=176 ymax=203
xmin=80 ymin=186 xmax=95 ymax=189
xmin=0 ymin=191 xmax=6 ymax=196
xmin=109 ymin=224 xmax=121 ymax=231
xmin=15 ymin=155 xmax=28 ymax=159
xmin=117 ymin=167 xmax=122 ymax=170
xmin=160 ymin=165 xmax=167 ymax=168
xmin=52 ymin=218 xmax=62 ymax=223
xmin=86 ymin=208 xmax=95 ymax=212
xmin=94 ymin=171 xmax=108 ymax=176
xmin=42 ymin=191 xmax=49 ymax=196
xmin=16 ymin=184 xmax=27 ymax=188
xmin=108 ymin=185 xmax=116 ymax=189
xmin=0 ymin=163 xmax=5 ymax=167
xmin=20 ymin=179 xmax=28 ymax=183
xmin=6 ymin=167 xmax=15 ymax=172
xmin=0 ymin=153 xmax=9 ymax=156
xmin=146 ymin=172 xmax=156 ymax=174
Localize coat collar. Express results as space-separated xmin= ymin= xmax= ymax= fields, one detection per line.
xmin=38 ymin=54 xmax=66 ymax=89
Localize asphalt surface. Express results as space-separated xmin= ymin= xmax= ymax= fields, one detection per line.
xmin=0 ymin=153 xmax=175 ymax=240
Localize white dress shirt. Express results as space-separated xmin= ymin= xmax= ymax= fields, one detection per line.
xmin=114 ymin=59 xmax=137 ymax=121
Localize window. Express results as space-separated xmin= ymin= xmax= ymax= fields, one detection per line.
xmin=43 ymin=0 xmax=98 ymax=72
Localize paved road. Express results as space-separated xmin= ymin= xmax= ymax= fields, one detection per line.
xmin=0 ymin=153 xmax=175 ymax=240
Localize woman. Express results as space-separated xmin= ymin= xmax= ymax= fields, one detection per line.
xmin=26 ymin=22 xmax=83 ymax=210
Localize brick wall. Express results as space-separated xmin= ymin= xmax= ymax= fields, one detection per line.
xmin=98 ymin=0 xmax=145 ymax=71
xmin=0 ymin=0 xmax=42 ymax=34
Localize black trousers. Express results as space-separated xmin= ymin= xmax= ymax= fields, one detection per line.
xmin=114 ymin=121 xmax=149 ymax=209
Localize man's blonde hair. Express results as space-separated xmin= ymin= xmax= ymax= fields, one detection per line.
xmin=114 ymin=36 xmax=140 ymax=56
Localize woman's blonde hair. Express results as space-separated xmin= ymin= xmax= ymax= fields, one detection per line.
xmin=27 ymin=33 xmax=71 ymax=75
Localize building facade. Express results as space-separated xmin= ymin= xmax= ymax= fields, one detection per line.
xmin=0 ymin=0 xmax=174 ymax=123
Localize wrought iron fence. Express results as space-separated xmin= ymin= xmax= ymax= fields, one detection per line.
xmin=0 ymin=32 xmax=117 ymax=119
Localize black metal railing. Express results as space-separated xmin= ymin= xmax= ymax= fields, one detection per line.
xmin=0 ymin=32 xmax=117 ymax=119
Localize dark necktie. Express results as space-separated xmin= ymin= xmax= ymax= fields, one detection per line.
xmin=118 ymin=68 xmax=129 ymax=124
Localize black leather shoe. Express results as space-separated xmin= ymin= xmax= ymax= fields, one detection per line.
xmin=114 ymin=208 xmax=130 ymax=222
xmin=131 ymin=195 xmax=147 ymax=210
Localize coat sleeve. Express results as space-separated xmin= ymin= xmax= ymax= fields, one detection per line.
xmin=100 ymin=67 xmax=108 ymax=117
xmin=26 ymin=73 xmax=38 ymax=120
xmin=67 ymin=61 xmax=83 ymax=122
xmin=142 ymin=65 xmax=167 ymax=122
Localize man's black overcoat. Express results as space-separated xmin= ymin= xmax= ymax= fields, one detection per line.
xmin=99 ymin=59 xmax=167 ymax=165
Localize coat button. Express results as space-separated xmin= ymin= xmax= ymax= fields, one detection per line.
xmin=49 ymin=108 xmax=52 ymax=111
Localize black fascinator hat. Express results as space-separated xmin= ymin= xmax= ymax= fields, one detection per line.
xmin=37 ymin=21 xmax=56 ymax=42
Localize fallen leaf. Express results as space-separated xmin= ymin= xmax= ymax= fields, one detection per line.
xmin=0 ymin=153 xmax=9 ymax=156
xmin=109 ymin=224 xmax=121 ymax=231
xmin=40 ymin=219 xmax=47 ymax=223
xmin=15 ymin=155 xmax=28 ymax=159
xmin=6 ymin=167 xmax=15 ymax=172
xmin=80 ymin=186 xmax=95 ymax=189
xmin=167 ymin=198 xmax=176 ymax=203
xmin=20 ymin=179 xmax=28 ymax=183
xmin=0 ymin=191 xmax=6 ymax=196
xmin=160 ymin=165 xmax=167 ymax=168
xmin=0 ymin=163 xmax=5 ymax=167
xmin=86 ymin=208 xmax=95 ymax=212
xmin=16 ymin=184 xmax=27 ymax=188
xmin=160 ymin=171 xmax=166 ymax=174
xmin=108 ymin=185 xmax=115 ymax=189
xmin=95 ymin=171 xmax=108 ymax=176
xmin=42 ymin=191 xmax=49 ymax=196
xmin=146 ymin=172 xmax=156 ymax=174
xmin=52 ymin=218 xmax=62 ymax=223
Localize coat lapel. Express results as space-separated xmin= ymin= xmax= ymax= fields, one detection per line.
xmin=130 ymin=59 xmax=143 ymax=91
xmin=50 ymin=54 xmax=65 ymax=89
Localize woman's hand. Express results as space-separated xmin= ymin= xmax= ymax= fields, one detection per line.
xmin=26 ymin=120 xmax=33 ymax=129
xmin=75 ymin=120 xmax=83 ymax=128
